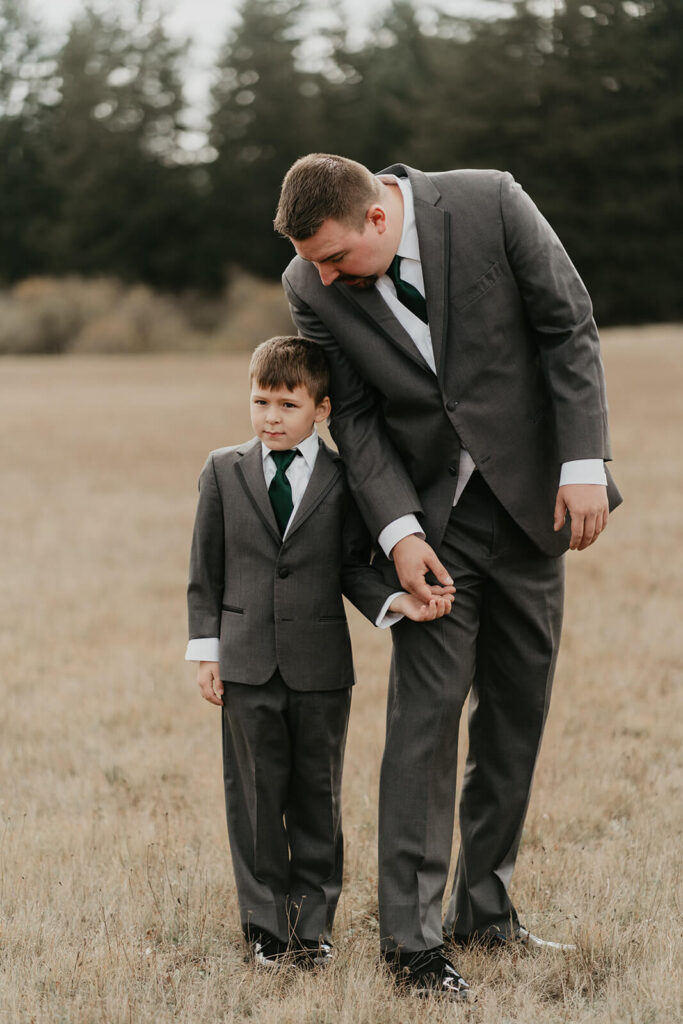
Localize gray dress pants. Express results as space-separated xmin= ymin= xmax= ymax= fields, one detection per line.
xmin=378 ymin=470 xmax=565 ymax=952
xmin=221 ymin=671 xmax=351 ymax=944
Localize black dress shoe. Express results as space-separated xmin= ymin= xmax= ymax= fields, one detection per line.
xmin=243 ymin=926 xmax=289 ymax=968
xmin=447 ymin=926 xmax=511 ymax=949
xmin=385 ymin=945 xmax=469 ymax=1000
xmin=447 ymin=925 xmax=575 ymax=952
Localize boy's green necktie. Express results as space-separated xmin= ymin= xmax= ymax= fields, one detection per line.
xmin=268 ymin=449 xmax=299 ymax=534
xmin=388 ymin=255 xmax=428 ymax=324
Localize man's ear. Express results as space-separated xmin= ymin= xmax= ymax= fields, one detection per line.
xmin=367 ymin=205 xmax=387 ymax=233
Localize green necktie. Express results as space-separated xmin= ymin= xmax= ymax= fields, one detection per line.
xmin=388 ymin=255 xmax=428 ymax=324
xmin=268 ymin=449 xmax=299 ymax=534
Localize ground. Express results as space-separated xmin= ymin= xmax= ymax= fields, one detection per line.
xmin=0 ymin=325 xmax=681 ymax=1022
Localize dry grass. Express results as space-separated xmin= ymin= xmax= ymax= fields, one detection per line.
xmin=0 ymin=325 xmax=681 ymax=1023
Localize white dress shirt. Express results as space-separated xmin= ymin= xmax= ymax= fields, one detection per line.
xmin=185 ymin=428 xmax=401 ymax=662
xmin=375 ymin=173 xmax=607 ymax=558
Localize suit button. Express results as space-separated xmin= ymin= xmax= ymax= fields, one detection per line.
xmin=448 ymin=465 xmax=458 ymax=476
xmin=278 ymin=568 xmax=290 ymax=579
xmin=446 ymin=399 xmax=458 ymax=412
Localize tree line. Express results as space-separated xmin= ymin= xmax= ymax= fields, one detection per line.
xmin=1 ymin=0 xmax=681 ymax=324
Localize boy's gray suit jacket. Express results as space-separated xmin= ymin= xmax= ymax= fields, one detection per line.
xmin=187 ymin=436 xmax=397 ymax=690
xmin=282 ymin=166 xmax=622 ymax=557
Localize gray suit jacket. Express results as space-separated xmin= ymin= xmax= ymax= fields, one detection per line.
xmin=282 ymin=166 xmax=622 ymax=557
xmin=187 ymin=436 xmax=397 ymax=690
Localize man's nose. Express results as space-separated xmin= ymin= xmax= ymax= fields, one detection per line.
xmin=317 ymin=263 xmax=339 ymax=286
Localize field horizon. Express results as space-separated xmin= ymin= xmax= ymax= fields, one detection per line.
xmin=1 ymin=324 xmax=681 ymax=1022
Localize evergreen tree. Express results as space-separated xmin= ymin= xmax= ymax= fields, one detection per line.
xmin=0 ymin=0 xmax=58 ymax=281
xmin=39 ymin=3 xmax=202 ymax=288
xmin=208 ymin=0 xmax=321 ymax=278
xmin=316 ymin=1 xmax=434 ymax=170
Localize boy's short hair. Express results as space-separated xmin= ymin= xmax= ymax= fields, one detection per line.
xmin=274 ymin=153 xmax=381 ymax=240
xmin=249 ymin=336 xmax=330 ymax=405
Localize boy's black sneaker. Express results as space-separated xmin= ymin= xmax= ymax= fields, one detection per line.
xmin=244 ymin=926 xmax=289 ymax=969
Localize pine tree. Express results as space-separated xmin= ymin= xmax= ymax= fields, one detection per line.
xmin=39 ymin=3 xmax=200 ymax=287
xmin=208 ymin=0 xmax=321 ymax=279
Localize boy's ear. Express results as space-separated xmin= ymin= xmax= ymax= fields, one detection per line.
xmin=315 ymin=396 xmax=331 ymax=421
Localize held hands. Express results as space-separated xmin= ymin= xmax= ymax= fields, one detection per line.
xmin=553 ymin=483 xmax=609 ymax=550
xmin=390 ymin=588 xmax=455 ymax=622
xmin=197 ymin=661 xmax=224 ymax=706
xmin=391 ymin=534 xmax=455 ymax=604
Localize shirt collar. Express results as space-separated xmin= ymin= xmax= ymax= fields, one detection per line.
xmin=260 ymin=426 xmax=319 ymax=472
xmin=380 ymin=172 xmax=420 ymax=262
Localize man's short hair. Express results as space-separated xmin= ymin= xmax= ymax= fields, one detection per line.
xmin=249 ymin=336 xmax=329 ymax=405
xmin=274 ymin=153 xmax=381 ymax=240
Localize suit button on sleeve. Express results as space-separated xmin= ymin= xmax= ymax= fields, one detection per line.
xmin=446 ymin=399 xmax=458 ymax=412
xmin=278 ymin=568 xmax=290 ymax=579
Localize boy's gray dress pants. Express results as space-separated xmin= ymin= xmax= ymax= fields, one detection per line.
xmin=221 ymin=670 xmax=351 ymax=944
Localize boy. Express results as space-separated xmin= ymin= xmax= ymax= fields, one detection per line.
xmin=186 ymin=336 xmax=453 ymax=970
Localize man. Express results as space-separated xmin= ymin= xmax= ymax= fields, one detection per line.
xmin=274 ymin=154 xmax=621 ymax=999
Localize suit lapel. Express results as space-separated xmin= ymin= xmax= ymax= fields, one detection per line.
xmin=234 ymin=438 xmax=282 ymax=545
xmin=285 ymin=440 xmax=340 ymax=541
xmin=352 ymin=162 xmax=449 ymax=379
xmin=336 ymin=283 xmax=434 ymax=375
xmin=411 ymin=185 xmax=450 ymax=377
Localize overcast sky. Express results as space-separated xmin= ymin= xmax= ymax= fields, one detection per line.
xmin=34 ymin=1 xmax=515 ymax=57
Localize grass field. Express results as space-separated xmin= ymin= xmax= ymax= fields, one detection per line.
xmin=1 ymin=325 xmax=681 ymax=1023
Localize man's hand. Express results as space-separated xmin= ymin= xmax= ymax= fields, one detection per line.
xmin=197 ymin=661 xmax=224 ymax=706
xmin=553 ymin=484 xmax=609 ymax=550
xmin=390 ymin=589 xmax=454 ymax=622
xmin=391 ymin=534 xmax=455 ymax=603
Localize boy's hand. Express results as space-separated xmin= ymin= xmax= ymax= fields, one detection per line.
xmin=390 ymin=588 xmax=455 ymax=622
xmin=197 ymin=661 xmax=224 ymax=706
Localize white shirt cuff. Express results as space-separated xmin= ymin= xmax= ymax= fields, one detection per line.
xmin=378 ymin=514 xmax=425 ymax=558
xmin=375 ymin=592 xmax=405 ymax=629
xmin=185 ymin=637 xmax=220 ymax=662
xmin=559 ymin=459 xmax=607 ymax=487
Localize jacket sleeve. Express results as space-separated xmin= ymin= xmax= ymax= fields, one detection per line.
xmin=338 ymin=485 xmax=401 ymax=625
xmin=283 ymin=271 xmax=423 ymax=540
xmin=500 ymin=172 xmax=611 ymax=462
xmin=187 ymin=453 xmax=225 ymax=642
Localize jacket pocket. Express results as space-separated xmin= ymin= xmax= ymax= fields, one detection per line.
xmin=452 ymin=262 xmax=502 ymax=312
xmin=222 ymin=604 xmax=244 ymax=614
xmin=318 ymin=615 xmax=346 ymax=623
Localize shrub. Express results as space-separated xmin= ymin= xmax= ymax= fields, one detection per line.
xmin=0 ymin=272 xmax=294 ymax=355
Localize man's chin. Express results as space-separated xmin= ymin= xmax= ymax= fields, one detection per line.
xmin=339 ymin=274 xmax=377 ymax=289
